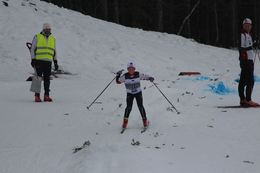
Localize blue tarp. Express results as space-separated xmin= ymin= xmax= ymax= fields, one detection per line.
xmin=208 ymin=81 xmax=235 ymax=95
xmin=254 ymin=75 xmax=260 ymax=82
xmin=194 ymin=76 xmax=211 ymax=81
xmin=180 ymin=75 xmax=237 ymax=95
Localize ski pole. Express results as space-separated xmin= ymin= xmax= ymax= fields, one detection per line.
xmin=258 ymin=49 xmax=260 ymax=62
xmin=87 ymin=69 xmax=124 ymax=110
xmin=253 ymin=47 xmax=258 ymax=63
xmin=26 ymin=42 xmax=32 ymax=51
xmin=152 ymin=82 xmax=180 ymax=114
xmin=87 ymin=77 xmax=116 ymax=110
xmin=257 ymin=48 xmax=260 ymax=62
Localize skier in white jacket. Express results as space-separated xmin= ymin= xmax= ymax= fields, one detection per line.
xmin=116 ymin=62 xmax=154 ymax=129
xmin=238 ymin=18 xmax=259 ymax=107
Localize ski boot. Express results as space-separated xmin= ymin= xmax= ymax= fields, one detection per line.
xmin=246 ymin=100 xmax=260 ymax=107
xmin=44 ymin=95 xmax=53 ymax=102
xmin=122 ymin=118 xmax=128 ymax=129
xmin=143 ymin=119 xmax=149 ymax=128
xmin=35 ymin=95 xmax=42 ymax=102
xmin=240 ymin=99 xmax=249 ymax=107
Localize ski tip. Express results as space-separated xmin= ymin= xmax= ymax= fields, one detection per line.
xmin=120 ymin=128 xmax=126 ymax=134
xmin=141 ymin=129 xmax=146 ymax=133
xmin=141 ymin=127 xmax=148 ymax=133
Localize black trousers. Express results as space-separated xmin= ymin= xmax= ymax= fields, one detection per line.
xmin=124 ymin=92 xmax=147 ymax=120
xmin=238 ymin=60 xmax=254 ymax=101
xmin=35 ymin=60 xmax=52 ymax=96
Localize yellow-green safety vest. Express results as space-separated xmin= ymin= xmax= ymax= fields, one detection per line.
xmin=35 ymin=33 xmax=55 ymax=61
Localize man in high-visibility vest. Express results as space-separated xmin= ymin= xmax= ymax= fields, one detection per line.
xmin=30 ymin=23 xmax=59 ymax=102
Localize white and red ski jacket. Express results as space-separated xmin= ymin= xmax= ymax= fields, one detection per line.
xmin=239 ymin=30 xmax=254 ymax=61
xmin=116 ymin=71 xmax=151 ymax=94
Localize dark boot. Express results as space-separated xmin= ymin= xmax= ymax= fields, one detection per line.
xmin=35 ymin=96 xmax=42 ymax=102
xmin=122 ymin=118 xmax=128 ymax=129
xmin=35 ymin=93 xmax=42 ymax=102
xmin=44 ymin=95 xmax=53 ymax=102
xmin=143 ymin=119 xmax=149 ymax=128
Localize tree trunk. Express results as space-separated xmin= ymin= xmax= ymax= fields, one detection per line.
xmin=254 ymin=0 xmax=259 ymax=40
xmin=214 ymin=0 xmax=219 ymax=45
xmin=157 ymin=0 xmax=163 ymax=32
xmin=101 ymin=0 xmax=108 ymax=20
xmin=178 ymin=0 xmax=200 ymax=35
xmin=93 ymin=0 xmax=97 ymax=17
xmin=114 ymin=0 xmax=120 ymax=23
xmin=231 ymin=0 xmax=237 ymax=47
xmin=185 ymin=0 xmax=191 ymax=37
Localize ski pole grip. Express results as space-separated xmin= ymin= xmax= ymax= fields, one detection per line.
xmin=26 ymin=42 xmax=32 ymax=50
xmin=116 ymin=69 xmax=124 ymax=75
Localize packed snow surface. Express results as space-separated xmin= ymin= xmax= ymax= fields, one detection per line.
xmin=0 ymin=0 xmax=260 ymax=173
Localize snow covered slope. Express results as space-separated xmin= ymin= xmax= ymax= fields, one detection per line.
xmin=0 ymin=0 xmax=260 ymax=173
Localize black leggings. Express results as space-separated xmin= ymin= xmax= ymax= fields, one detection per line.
xmin=124 ymin=92 xmax=147 ymax=120
xmin=35 ymin=60 xmax=52 ymax=96
xmin=238 ymin=60 xmax=254 ymax=101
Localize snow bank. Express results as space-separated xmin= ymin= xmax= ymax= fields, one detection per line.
xmin=1 ymin=0 xmax=260 ymax=173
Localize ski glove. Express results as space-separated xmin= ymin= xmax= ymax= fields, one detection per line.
xmin=54 ymin=60 xmax=59 ymax=71
xmin=31 ymin=59 xmax=36 ymax=68
xmin=149 ymin=77 xmax=154 ymax=82
xmin=116 ymin=70 xmax=123 ymax=76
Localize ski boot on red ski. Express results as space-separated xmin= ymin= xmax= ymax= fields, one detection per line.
xmin=141 ymin=119 xmax=149 ymax=133
xmin=120 ymin=118 xmax=150 ymax=134
xmin=120 ymin=118 xmax=128 ymax=134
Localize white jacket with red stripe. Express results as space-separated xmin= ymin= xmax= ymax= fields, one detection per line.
xmin=240 ymin=30 xmax=254 ymax=60
xmin=116 ymin=71 xmax=151 ymax=94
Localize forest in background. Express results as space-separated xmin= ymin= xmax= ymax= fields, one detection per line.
xmin=41 ymin=0 xmax=260 ymax=48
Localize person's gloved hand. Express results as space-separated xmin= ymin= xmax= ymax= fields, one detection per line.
xmin=54 ymin=60 xmax=59 ymax=71
xmin=31 ymin=59 xmax=36 ymax=68
xmin=116 ymin=69 xmax=123 ymax=76
xmin=149 ymin=77 xmax=154 ymax=82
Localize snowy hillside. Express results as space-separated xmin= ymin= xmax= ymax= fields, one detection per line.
xmin=0 ymin=0 xmax=260 ymax=173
